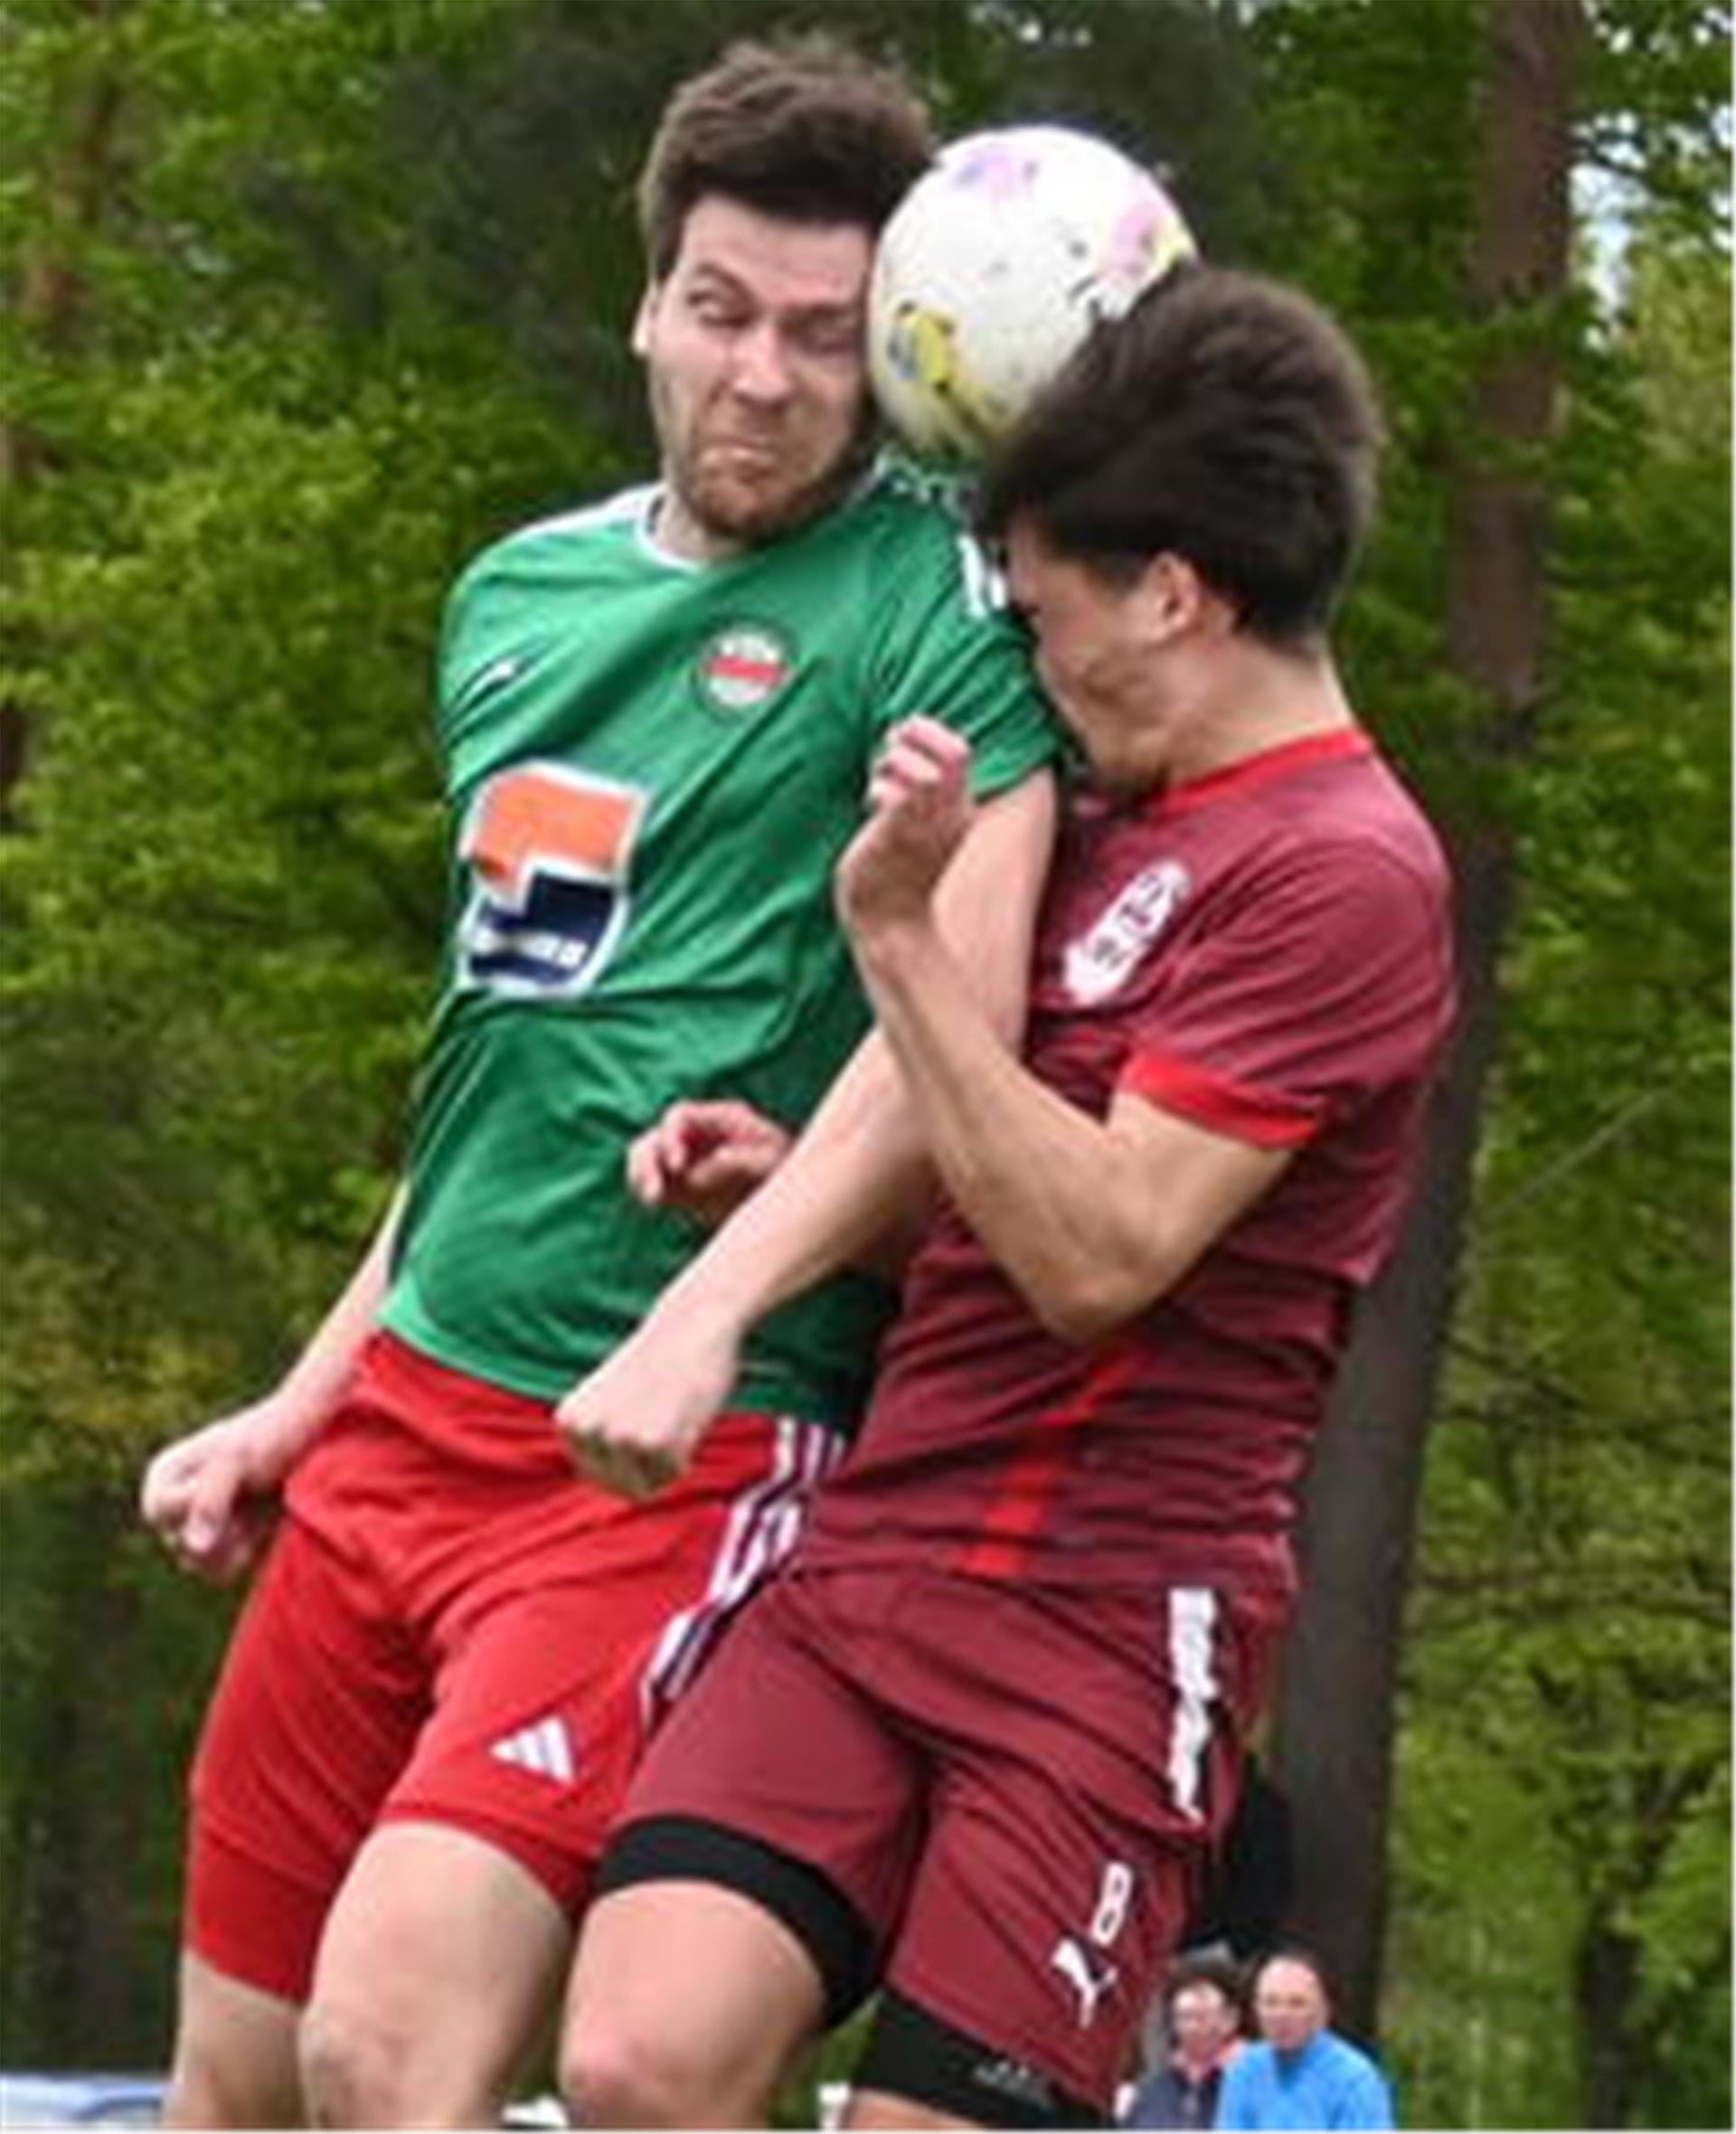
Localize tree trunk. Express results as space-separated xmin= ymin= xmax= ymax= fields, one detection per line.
xmin=0 ymin=8 xmax=125 ymax=831
xmin=1268 ymin=829 xmax=1514 ymax=2040
xmin=1269 ymin=0 xmax=1581 ymax=2044
xmin=1574 ymin=1916 xmax=1647 ymax=2129
xmin=2 ymin=1480 xmax=145 ymax=2061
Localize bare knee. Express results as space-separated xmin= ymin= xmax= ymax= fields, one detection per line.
xmin=299 ymin=1994 xmax=415 ymax=2128
xmin=165 ymin=2052 xmax=302 ymax=2132
xmin=560 ymin=2008 xmax=677 ymax=2128
xmin=562 ymin=2005 xmax=732 ymax=2129
xmin=561 ymin=1883 xmax=824 ymax=2128
xmin=165 ymin=1958 xmax=303 ymax=2129
xmin=301 ymin=1986 xmax=518 ymax=2130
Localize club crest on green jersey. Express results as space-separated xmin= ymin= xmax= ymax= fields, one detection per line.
xmin=694 ymin=622 xmax=795 ymax=717
xmin=457 ymin=762 xmax=646 ymax=998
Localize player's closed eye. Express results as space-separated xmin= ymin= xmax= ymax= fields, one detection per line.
xmin=789 ymin=316 xmax=862 ymax=361
xmin=688 ymin=288 xmax=750 ymax=331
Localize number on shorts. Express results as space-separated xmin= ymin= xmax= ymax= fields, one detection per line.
xmin=1089 ymin=1859 xmax=1135 ymax=1948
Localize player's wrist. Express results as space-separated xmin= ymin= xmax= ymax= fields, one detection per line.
xmin=846 ymin=905 xmax=944 ymax=985
xmin=644 ymin=1267 xmax=760 ymax=1352
xmin=249 ymin=1383 xmax=329 ymax=1475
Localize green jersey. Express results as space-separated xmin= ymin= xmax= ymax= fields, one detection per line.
xmin=381 ymin=459 xmax=1054 ymax=1431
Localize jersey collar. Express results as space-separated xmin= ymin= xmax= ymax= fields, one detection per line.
xmin=636 ymin=461 xmax=886 ymax=573
xmin=1147 ymin=725 xmax=1373 ymax=818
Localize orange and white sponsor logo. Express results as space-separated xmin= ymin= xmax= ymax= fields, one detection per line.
xmin=458 ymin=762 xmax=646 ymax=997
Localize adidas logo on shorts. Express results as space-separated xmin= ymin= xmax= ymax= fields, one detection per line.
xmin=489 ymin=1715 xmax=577 ymax=1785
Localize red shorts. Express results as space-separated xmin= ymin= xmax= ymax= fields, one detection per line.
xmin=616 ymin=1563 xmax=1286 ymax=2114
xmin=185 ymin=1330 xmax=839 ymax=2003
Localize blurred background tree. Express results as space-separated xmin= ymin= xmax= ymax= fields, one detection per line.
xmin=1 ymin=1 xmax=1725 ymax=2122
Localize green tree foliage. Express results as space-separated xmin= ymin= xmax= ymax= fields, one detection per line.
xmin=0 ymin=0 xmax=599 ymax=2051
xmin=1239 ymin=4 xmax=1727 ymax=2123
xmin=1389 ymin=222 xmax=1731 ymax=2130
xmin=0 ymin=4 xmax=1726 ymax=2123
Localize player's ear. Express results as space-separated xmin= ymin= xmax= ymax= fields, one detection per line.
xmin=631 ymin=284 xmax=658 ymax=359
xmin=1145 ymin=552 xmax=1220 ymax=643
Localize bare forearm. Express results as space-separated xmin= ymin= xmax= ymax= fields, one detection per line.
xmin=849 ymin=919 xmax=1144 ymax=1335
xmin=852 ymin=897 xmax=1292 ymax=1340
xmin=646 ymin=1035 xmax=929 ymax=1330
xmin=557 ymin=768 xmax=1053 ymax=1498
xmin=140 ymin=1185 xmax=407 ymax=1572
xmin=644 ymin=771 xmax=1053 ymax=1334
xmin=268 ymin=1187 xmax=404 ymax=1449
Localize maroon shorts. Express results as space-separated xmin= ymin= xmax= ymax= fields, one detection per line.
xmin=185 ymin=1330 xmax=839 ymax=2003
xmin=613 ymin=1562 xmax=1287 ymax=2114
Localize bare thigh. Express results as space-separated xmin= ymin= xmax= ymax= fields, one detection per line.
xmin=301 ymin=1822 xmax=571 ymax=2127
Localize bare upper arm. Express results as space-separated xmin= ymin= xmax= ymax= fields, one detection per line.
xmin=929 ymin=768 xmax=1058 ymax=1038
xmin=1085 ymin=1086 xmax=1297 ymax=1324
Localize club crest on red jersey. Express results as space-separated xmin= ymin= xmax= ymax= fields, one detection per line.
xmin=694 ymin=622 xmax=794 ymax=716
xmin=1063 ymin=859 xmax=1191 ymax=1006
xmin=457 ymin=761 xmax=646 ymax=997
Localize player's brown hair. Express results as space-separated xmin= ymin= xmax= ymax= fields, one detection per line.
xmin=978 ymin=265 xmax=1382 ymax=646
xmin=637 ymin=37 xmax=934 ymax=279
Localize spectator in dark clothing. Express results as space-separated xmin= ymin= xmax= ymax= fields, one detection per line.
xmin=1122 ymin=1955 xmax=1247 ymax=2129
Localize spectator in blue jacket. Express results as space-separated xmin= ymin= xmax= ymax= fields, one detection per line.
xmin=1214 ymin=1949 xmax=1394 ymax=2129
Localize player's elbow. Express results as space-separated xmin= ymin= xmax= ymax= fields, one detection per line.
xmin=1022 ymin=1257 xmax=1163 ymax=1346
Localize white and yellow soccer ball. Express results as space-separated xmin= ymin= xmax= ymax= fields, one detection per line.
xmin=868 ymin=125 xmax=1196 ymax=464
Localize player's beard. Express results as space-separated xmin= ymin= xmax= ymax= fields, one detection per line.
xmin=659 ymin=389 xmax=879 ymax=550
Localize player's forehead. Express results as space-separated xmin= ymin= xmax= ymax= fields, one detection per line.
xmin=666 ymin=194 xmax=873 ymax=313
xmin=1004 ymin=521 xmax=1096 ymax=609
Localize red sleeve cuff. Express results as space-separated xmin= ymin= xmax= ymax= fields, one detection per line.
xmin=1118 ymin=1048 xmax=1323 ymax=1148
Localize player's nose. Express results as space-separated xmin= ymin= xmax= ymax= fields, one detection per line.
xmin=728 ymin=320 xmax=796 ymax=402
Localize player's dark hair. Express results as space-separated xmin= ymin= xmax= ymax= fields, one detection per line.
xmin=638 ymin=37 xmax=934 ymax=279
xmin=977 ymin=265 xmax=1382 ymax=647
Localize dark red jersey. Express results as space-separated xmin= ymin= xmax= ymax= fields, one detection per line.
xmin=806 ymin=728 xmax=1456 ymax=1594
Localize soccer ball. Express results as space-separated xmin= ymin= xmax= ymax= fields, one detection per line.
xmin=869 ymin=126 xmax=1195 ymax=463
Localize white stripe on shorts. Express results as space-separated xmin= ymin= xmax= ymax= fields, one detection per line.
xmin=1165 ymin=1587 xmax=1219 ymax=1823
xmin=638 ymin=1416 xmax=842 ymax=1729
